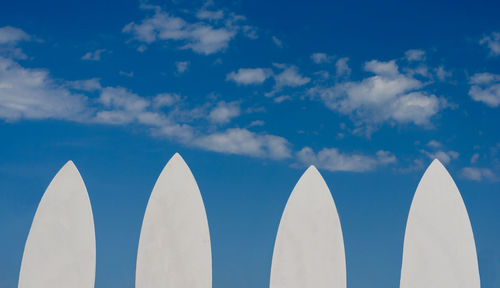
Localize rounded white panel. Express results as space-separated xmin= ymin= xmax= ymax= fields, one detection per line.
xmin=19 ymin=161 xmax=96 ymax=288
xmin=270 ymin=166 xmax=346 ymax=288
xmin=400 ymin=159 xmax=480 ymax=288
xmin=136 ymin=153 xmax=212 ymax=288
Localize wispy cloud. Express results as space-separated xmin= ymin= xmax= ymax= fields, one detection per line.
xmin=0 ymin=57 xmax=89 ymax=121
xmin=461 ymin=167 xmax=497 ymax=182
xmin=468 ymin=72 xmax=500 ymax=107
xmin=480 ymin=32 xmax=500 ymax=56
xmin=296 ymin=147 xmax=396 ymax=172
xmin=0 ymin=26 xmax=30 ymax=45
xmin=81 ymin=49 xmax=107 ymax=61
xmin=311 ymin=52 xmax=332 ymax=64
xmin=272 ymin=36 xmax=283 ymax=48
xmin=175 ymin=61 xmax=190 ymax=74
xmin=404 ymin=49 xmax=426 ymax=61
xmin=123 ymin=3 xmax=255 ymax=55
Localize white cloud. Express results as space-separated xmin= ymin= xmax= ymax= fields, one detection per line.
xmin=0 ymin=56 xmax=293 ymax=161
xmin=422 ymin=149 xmax=459 ymax=165
xmin=0 ymin=26 xmax=30 ymax=45
xmin=461 ymin=167 xmax=497 ymax=181
xmin=296 ymin=147 xmax=396 ymax=172
xmin=226 ymin=68 xmax=270 ymax=85
xmin=272 ymin=36 xmax=283 ymax=48
xmin=405 ymin=49 xmax=426 ymax=61
xmin=427 ymin=140 xmax=442 ymax=148
xmin=434 ymin=66 xmax=451 ymax=81
xmin=123 ymin=4 xmax=253 ymax=55
xmin=364 ymin=59 xmax=399 ymax=76
xmin=153 ymin=93 xmax=181 ymax=108
xmin=335 ymin=57 xmax=351 ymax=77
xmin=208 ymin=101 xmax=240 ymax=124
xmin=67 ymin=78 xmax=102 ymax=91
xmin=468 ymin=72 xmax=500 ymax=107
xmin=195 ymin=128 xmax=291 ymax=159
xmin=119 ymin=71 xmax=134 ymax=77
xmin=309 ymin=59 xmax=443 ymax=130
xmin=175 ymin=61 xmax=190 ymax=74
xmin=273 ymin=64 xmax=310 ymax=88
xmin=0 ymin=57 xmax=89 ymax=121
xmin=81 ymin=49 xmax=106 ymax=61
xmin=480 ymin=32 xmax=500 ymax=56
xmin=311 ymin=53 xmax=332 ymax=64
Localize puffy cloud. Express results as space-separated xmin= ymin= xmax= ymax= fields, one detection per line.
xmin=309 ymin=59 xmax=444 ymax=130
xmin=208 ymin=101 xmax=241 ymax=124
xmin=0 ymin=57 xmax=89 ymax=121
xmin=226 ymin=68 xmax=270 ymax=85
xmin=123 ymin=4 xmax=253 ymax=55
xmin=273 ymin=64 xmax=310 ymax=88
xmin=311 ymin=53 xmax=332 ymax=64
xmin=81 ymin=49 xmax=106 ymax=61
xmin=0 ymin=26 xmax=30 ymax=45
xmin=468 ymin=72 xmax=500 ymax=107
xmin=296 ymin=147 xmax=396 ymax=172
xmin=461 ymin=167 xmax=497 ymax=181
xmin=195 ymin=128 xmax=291 ymax=159
xmin=480 ymin=32 xmax=500 ymax=56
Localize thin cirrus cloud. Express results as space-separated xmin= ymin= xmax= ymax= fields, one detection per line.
xmin=123 ymin=3 xmax=255 ymax=55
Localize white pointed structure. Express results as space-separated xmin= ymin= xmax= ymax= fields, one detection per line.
xmin=270 ymin=166 xmax=346 ymax=288
xmin=18 ymin=161 xmax=96 ymax=288
xmin=136 ymin=153 xmax=211 ymax=288
xmin=400 ymin=159 xmax=480 ymax=288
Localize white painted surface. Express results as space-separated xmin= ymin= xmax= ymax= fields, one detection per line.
xmin=270 ymin=166 xmax=346 ymax=288
xmin=18 ymin=161 xmax=95 ymax=288
xmin=136 ymin=153 xmax=212 ymax=288
xmin=400 ymin=159 xmax=480 ymax=288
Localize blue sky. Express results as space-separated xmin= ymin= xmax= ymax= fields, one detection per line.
xmin=0 ymin=0 xmax=499 ymax=286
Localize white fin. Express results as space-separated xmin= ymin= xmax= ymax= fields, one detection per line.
xmin=400 ymin=159 xmax=480 ymax=288
xmin=136 ymin=153 xmax=212 ymax=288
xmin=270 ymin=166 xmax=346 ymax=288
xmin=19 ymin=161 xmax=96 ymax=288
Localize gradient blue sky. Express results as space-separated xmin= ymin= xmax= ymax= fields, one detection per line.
xmin=1 ymin=0 xmax=499 ymax=287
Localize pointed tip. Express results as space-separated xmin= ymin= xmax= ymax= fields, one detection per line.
xmin=304 ymin=164 xmax=319 ymax=175
xmin=60 ymin=160 xmax=80 ymax=175
xmin=427 ymin=158 xmax=448 ymax=174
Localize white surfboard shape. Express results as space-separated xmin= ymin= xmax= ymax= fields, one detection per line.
xmin=18 ymin=161 xmax=96 ymax=288
xmin=136 ymin=153 xmax=211 ymax=288
xmin=270 ymin=166 xmax=346 ymax=288
xmin=400 ymin=159 xmax=480 ymax=288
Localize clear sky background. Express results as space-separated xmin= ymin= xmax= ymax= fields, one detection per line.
xmin=0 ymin=0 xmax=499 ymax=287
